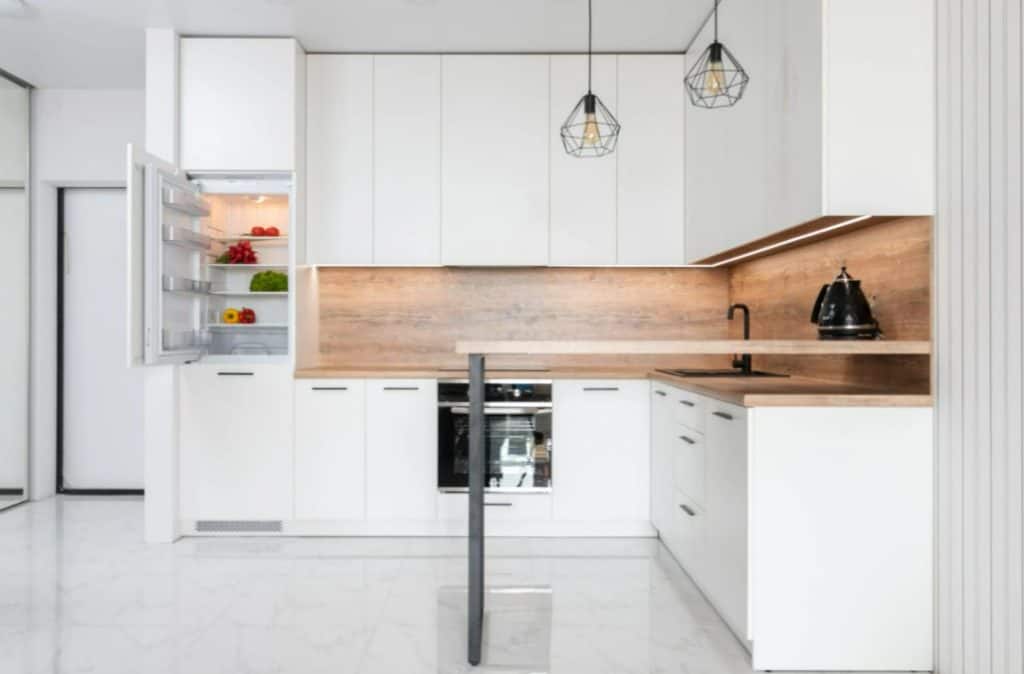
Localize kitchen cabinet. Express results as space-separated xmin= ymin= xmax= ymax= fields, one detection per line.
xmin=685 ymin=0 xmax=934 ymax=261
xmin=294 ymin=380 xmax=366 ymax=520
xmin=180 ymin=38 xmax=304 ymax=172
xmin=441 ymin=55 xmax=550 ymax=266
xmin=306 ymin=55 xmax=374 ymax=264
xmin=649 ymin=384 xmax=675 ymax=535
xmin=553 ymin=380 xmax=650 ymax=523
xmin=179 ymin=364 xmax=293 ymax=521
xmin=373 ymin=55 xmax=442 ymax=265
xmin=549 ymin=55 xmax=618 ymax=265
xmin=702 ymin=399 xmax=748 ymax=638
xmin=365 ymin=379 xmax=438 ymax=521
xmin=616 ymin=55 xmax=686 ymax=265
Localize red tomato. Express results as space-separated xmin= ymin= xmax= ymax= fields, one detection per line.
xmin=251 ymin=226 xmax=266 ymax=237
xmin=264 ymin=226 xmax=280 ymax=237
xmin=239 ymin=308 xmax=256 ymax=324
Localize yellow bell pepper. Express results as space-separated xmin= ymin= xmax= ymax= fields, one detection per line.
xmin=222 ymin=308 xmax=240 ymax=324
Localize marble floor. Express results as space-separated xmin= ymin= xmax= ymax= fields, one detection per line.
xmin=0 ymin=497 xmax=896 ymax=674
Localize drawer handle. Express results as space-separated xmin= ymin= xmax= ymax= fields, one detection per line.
xmin=679 ymin=504 xmax=696 ymax=517
xmin=312 ymin=386 xmax=348 ymax=391
xmin=654 ymin=390 xmax=667 ymax=397
xmin=679 ymin=400 xmax=696 ymax=407
xmin=217 ymin=371 xmax=254 ymax=376
xmin=485 ymin=502 xmax=513 ymax=507
xmin=679 ymin=435 xmax=696 ymax=445
xmin=583 ymin=387 xmax=619 ymax=392
xmin=383 ymin=386 xmax=419 ymax=391
xmin=713 ymin=411 xmax=734 ymax=420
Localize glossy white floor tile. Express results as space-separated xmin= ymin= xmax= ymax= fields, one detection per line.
xmin=0 ymin=497 xmax=903 ymax=674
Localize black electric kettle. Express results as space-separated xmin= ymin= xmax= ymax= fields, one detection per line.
xmin=810 ymin=266 xmax=882 ymax=340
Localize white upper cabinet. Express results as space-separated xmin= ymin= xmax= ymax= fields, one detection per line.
xmin=685 ymin=0 xmax=934 ymax=261
xmin=549 ymin=55 xmax=618 ymax=266
xmin=616 ymin=55 xmax=687 ymax=265
xmin=441 ymin=55 xmax=550 ymax=266
xmin=180 ymin=38 xmax=303 ymax=172
xmin=306 ymin=55 xmax=374 ymax=264
xmin=373 ymin=55 xmax=442 ymax=265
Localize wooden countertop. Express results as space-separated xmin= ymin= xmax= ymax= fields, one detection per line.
xmin=295 ymin=366 xmax=932 ymax=407
xmin=454 ymin=339 xmax=932 ymax=356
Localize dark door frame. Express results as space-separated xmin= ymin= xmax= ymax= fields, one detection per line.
xmin=56 ymin=186 xmax=143 ymax=496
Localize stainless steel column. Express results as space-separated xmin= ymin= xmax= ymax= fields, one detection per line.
xmin=467 ymin=353 xmax=485 ymax=666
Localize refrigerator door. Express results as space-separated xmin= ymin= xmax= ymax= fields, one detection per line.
xmin=126 ymin=144 xmax=211 ymax=366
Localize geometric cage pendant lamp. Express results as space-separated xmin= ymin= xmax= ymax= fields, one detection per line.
xmin=560 ymin=0 xmax=621 ymax=157
xmin=684 ymin=0 xmax=749 ymax=108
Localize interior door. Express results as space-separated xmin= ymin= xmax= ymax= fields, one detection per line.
xmin=125 ymin=144 xmax=211 ymax=366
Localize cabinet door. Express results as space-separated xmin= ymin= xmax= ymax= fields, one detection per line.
xmin=673 ymin=428 xmax=705 ymax=508
xmin=549 ymin=55 xmax=618 ymax=265
xmin=374 ymin=55 xmax=442 ymax=265
xmin=553 ymin=380 xmax=650 ymax=522
xmin=179 ymin=364 xmax=293 ymax=520
xmin=180 ymin=38 xmax=300 ymax=171
xmin=306 ymin=55 xmax=374 ymax=264
xmin=616 ymin=55 xmax=686 ymax=265
xmin=704 ymin=400 xmax=748 ymax=636
xmin=294 ymin=380 xmax=366 ymax=520
xmin=441 ymin=55 xmax=550 ymax=266
xmin=365 ymin=379 xmax=437 ymax=521
xmin=672 ymin=490 xmax=706 ymax=579
xmin=649 ymin=384 xmax=676 ymax=535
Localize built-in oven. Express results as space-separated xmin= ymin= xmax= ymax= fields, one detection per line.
xmin=438 ymin=380 xmax=552 ymax=492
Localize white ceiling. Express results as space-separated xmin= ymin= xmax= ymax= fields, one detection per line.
xmin=0 ymin=0 xmax=713 ymax=89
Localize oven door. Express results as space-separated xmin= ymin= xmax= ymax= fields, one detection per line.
xmin=438 ymin=405 xmax=552 ymax=492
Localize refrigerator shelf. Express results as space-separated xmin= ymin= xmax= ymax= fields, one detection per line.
xmin=215 ymin=235 xmax=289 ymax=246
xmin=161 ymin=185 xmax=210 ymax=217
xmin=163 ymin=225 xmax=212 ymax=251
xmin=209 ymin=291 xmax=288 ymax=297
xmin=207 ymin=264 xmax=289 ymax=271
xmin=208 ymin=323 xmax=288 ymax=330
xmin=161 ymin=329 xmax=210 ymax=351
xmin=162 ymin=275 xmax=211 ymax=294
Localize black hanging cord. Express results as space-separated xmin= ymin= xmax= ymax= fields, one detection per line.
xmin=713 ymin=0 xmax=719 ymax=42
xmin=587 ymin=0 xmax=593 ymax=93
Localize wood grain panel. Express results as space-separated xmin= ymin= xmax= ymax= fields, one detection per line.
xmin=728 ymin=215 xmax=932 ymax=392
xmin=315 ymin=267 xmax=731 ymax=370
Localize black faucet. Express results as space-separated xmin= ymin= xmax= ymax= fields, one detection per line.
xmin=727 ymin=303 xmax=752 ymax=375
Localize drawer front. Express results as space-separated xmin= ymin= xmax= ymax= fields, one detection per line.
xmin=672 ymin=429 xmax=705 ymax=507
xmin=670 ymin=490 xmax=705 ymax=579
xmin=671 ymin=389 xmax=705 ymax=432
xmin=437 ymin=492 xmax=553 ymax=522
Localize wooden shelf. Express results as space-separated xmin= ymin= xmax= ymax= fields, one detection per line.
xmin=455 ymin=339 xmax=932 ymax=356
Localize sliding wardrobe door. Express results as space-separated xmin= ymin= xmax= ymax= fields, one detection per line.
xmin=0 ymin=73 xmax=30 ymax=510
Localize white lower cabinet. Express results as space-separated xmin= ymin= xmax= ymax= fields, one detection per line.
xmin=553 ymin=380 xmax=650 ymax=524
xmin=649 ymin=384 xmax=675 ymax=535
xmin=293 ymin=380 xmax=366 ymax=520
xmin=179 ymin=364 xmax=293 ymax=521
xmin=365 ymin=379 xmax=438 ymax=522
xmin=437 ymin=493 xmax=552 ymax=525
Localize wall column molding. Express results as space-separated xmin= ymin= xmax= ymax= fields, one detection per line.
xmin=936 ymin=0 xmax=1024 ymax=672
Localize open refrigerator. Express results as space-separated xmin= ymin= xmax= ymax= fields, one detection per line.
xmin=126 ymin=145 xmax=294 ymax=365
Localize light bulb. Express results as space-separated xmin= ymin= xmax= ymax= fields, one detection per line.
xmin=705 ymin=59 xmax=726 ymax=96
xmin=582 ymin=113 xmax=601 ymax=147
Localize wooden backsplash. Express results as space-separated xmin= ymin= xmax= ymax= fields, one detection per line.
xmin=728 ymin=215 xmax=932 ymax=392
xmin=315 ymin=267 xmax=731 ymax=370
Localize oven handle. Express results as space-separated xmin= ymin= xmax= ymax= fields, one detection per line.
xmin=448 ymin=406 xmax=551 ymax=416
xmin=439 ymin=401 xmax=552 ymax=409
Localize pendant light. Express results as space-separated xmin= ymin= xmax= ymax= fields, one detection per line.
xmin=560 ymin=0 xmax=620 ymax=157
xmin=684 ymin=0 xmax=749 ymax=108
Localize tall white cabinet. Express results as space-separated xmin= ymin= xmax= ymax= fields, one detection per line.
xmin=441 ymin=55 xmax=551 ymax=266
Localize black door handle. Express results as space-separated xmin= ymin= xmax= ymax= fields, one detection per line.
xmin=679 ymin=504 xmax=696 ymax=517
xmin=713 ymin=411 xmax=734 ymax=420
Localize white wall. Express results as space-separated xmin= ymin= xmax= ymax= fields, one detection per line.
xmin=30 ymin=89 xmax=145 ymax=500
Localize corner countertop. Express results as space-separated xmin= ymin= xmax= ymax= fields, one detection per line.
xmin=295 ymin=366 xmax=932 ymax=408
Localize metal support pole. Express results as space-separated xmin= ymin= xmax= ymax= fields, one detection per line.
xmin=468 ymin=353 xmax=485 ymax=666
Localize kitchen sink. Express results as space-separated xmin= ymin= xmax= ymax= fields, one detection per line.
xmin=657 ymin=368 xmax=790 ymax=378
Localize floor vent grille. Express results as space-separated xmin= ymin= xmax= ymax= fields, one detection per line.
xmin=195 ymin=520 xmax=282 ymax=533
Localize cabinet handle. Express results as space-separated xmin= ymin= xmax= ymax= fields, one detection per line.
xmin=654 ymin=390 xmax=667 ymax=397
xmin=383 ymin=386 xmax=419 ymax=391
xmin=679 ymin=400 xmax=696 ymax=407
xmin=583 ymin=386 xmax=619 ymax=392
xmin=312 ymin=386 xmax=348 ymax=391
xmin=679 ymin=504 xmax=696 ymax=517
xmin=679 ymin=435 xmax=696 ymax=445
xmin=712 ymin=411 xmax=734 ymax=420
xmin=485 ymin=502 xmax=513 ymax=507
xmin=217 ymin=371 xmax=254 ymax=376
